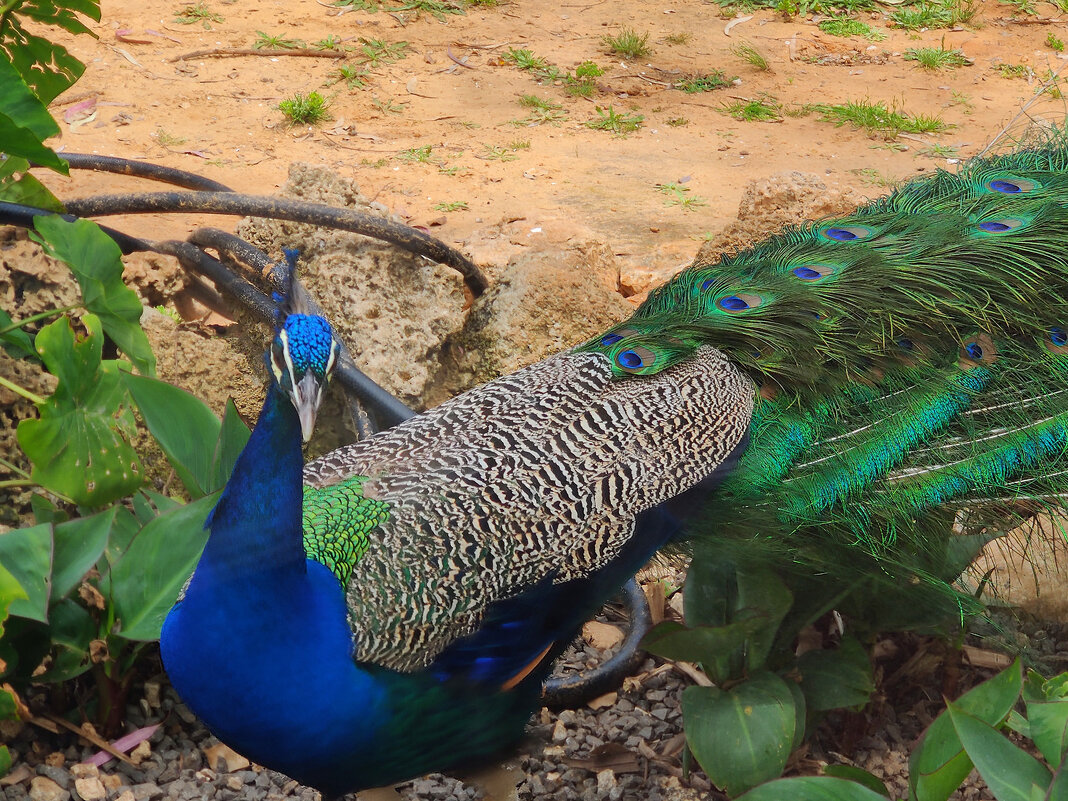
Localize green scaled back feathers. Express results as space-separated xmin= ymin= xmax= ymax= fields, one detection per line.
xmin=303 ymin=480 xmax=388 ymax=583
xmin=576 ymin=138 xmax=1068 ymax=618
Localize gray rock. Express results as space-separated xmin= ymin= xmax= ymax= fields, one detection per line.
xmin=130 ymin=783 xmax=163 ymax=801
xmin=36 ymin=766 xmax=71 ymax=790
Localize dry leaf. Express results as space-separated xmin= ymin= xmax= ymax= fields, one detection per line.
xmin=0 ymin=764 xmax=32 ymax=786
xmin=89 ymin=639 xmax=109 ymax=664
xmin=3 ymin=683 xmax=31 ymax=719
xmin=79 ymin=582 xmax=106 ymax=610
xmin=129 ymin=740 xmax=151 ymax=766
xmin=962 ymin=645 xmax=1012 ymax=670
xmin=586 ymin=691 xmax=617 ymax=710
xmin=203 ymin=743 xmax=251 ymax=773
xmin=643 ymin=581 xmax=666 ymax=625
xmin=582 ymin=621 xmax=624 ymax=650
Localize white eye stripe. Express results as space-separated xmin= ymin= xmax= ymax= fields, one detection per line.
xmin=325 ymin=342 xmax=339 ymax=377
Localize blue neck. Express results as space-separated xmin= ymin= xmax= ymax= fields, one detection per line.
xmin=161 ymin=384 xmax=388 ymax=790
xmin=201 ymin=385 xmax=307 ymax=578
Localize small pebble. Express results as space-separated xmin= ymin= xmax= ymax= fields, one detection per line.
xmin=29 ymin=777 xmax=70 ymax=801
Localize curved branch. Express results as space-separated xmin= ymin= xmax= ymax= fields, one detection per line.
xmin=64 ymin=191 xmax=489 ymax=296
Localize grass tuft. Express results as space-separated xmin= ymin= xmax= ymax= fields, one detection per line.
xmin=602 ymin=27 xmax=652 ymax=59
xmin=278 ymin=92 xmax=331 ymax=125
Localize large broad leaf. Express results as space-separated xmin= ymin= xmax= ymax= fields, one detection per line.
xmin=0 ymin=562 xmax=28 ymax=636
xmin=212 ymin=398 xmax=251 ymax=490
xmin=0 ymin=307 xmax=36 ymax=359
xmin=737 ymin=776 xmax=891 ymax=800
xmin=643 ymin=618 xmax=769 ymax=685
xmin=93 ymin=506 xmax=141 ymax=602
xmin=909 ymin=658 xmax=1023 ymax=801
xmin=110 ymin=494 xmax=216 ymax=641
xmin=822 ymin=766 xmax=891 ymax=797
xmin=684 ymin=545 xmax=738 ymax=627
xmin=1024 ymin=671 xmax=1068 ymax=768
xmin=50 ymin=507 xmax=115 ymax=601
xmin=798 ymin=637 xmax=874 ymax=712
xmin=122 ymin=374 xmax=249 ymax=498
xmin=683 ymin=670 xmax=797 ymax=797
xmin=30 ymin=216 xmax=155 ymax=376
xmin=1 ymin=2 xmax=99 ymax=103
xmin=34 ymin=598 xmax=95 ymax=682
xmin=1047 ymin=754 xmax=1068 ymax=801
xmin=0 ymin=155 xmax=65 ymax=210
xmin=16 ymin=315 xmax=143 ymax=507
xmin=947 ymin=702 xmax=1051 ymax=801
xmin=0 ymin=54 xmax=59 ymax=140
xmin=734 ymin=567 xmax=793 ymax=671
xmin=0 ymin=112 xmax=65 ymax=171
xmin=0 ymin=524 xmax=52 ymax=622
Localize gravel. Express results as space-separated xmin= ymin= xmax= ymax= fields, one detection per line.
xmin=2 ymin=643 xmax=706 ymax=801
xmin=7 ymin=610 xmax=1052 ymax=801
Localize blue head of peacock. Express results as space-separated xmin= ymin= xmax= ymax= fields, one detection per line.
xmin=269 ymin=312 xmax=339 ymax=442
xmin=267 ymin=249 xmax=341 ymax=442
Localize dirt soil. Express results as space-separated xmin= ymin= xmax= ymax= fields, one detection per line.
xmin=38 ymin=0 xmax=1068 ymax=277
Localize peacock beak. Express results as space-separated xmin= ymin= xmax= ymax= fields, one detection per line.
xmin=293 ymin=371 xmax=325 ymax=443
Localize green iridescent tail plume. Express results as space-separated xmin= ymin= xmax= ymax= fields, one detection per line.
xmin=576 ymin=132 xmax=1068 ymax=618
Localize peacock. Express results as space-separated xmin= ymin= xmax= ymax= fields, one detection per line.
xmin=161 ymin=137 xmax=1068 ymax=797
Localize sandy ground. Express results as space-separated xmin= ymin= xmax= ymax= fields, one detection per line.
xmin=36 ymin=0 xmax=1068 ymax=281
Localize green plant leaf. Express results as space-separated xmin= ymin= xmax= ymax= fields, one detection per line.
xmin=0 ymin=744 xmax=11 ymax=777
xmin=947 ymin=701 xmax=1051 ymax=800
xmin=94 ymin=506 xmax=141 ymax=602
xmin=1024 ymin=670 xmax=1068 ymax=767
xmin=1047 ymin=753 xmax=1068 ymax=801
xmin=643 ymin=617 xmax=769 ymax=684
xmin=123 ymin=372 xmax=223 ymax=497
xmin=0 ymin=308 xmax=36 ymax=359
xmin=1025 ymin=693 xmax=1068 ymax=768
xmin=30 ymin=216 xmax=155 ymax=376
xmin=50 ymin=507 xmax=115 ymax=601
xmin=682 ymin=670 xmax=796 ymax=796
xmin=33 ymin=598 xmax=94 ymax=682
xmin=822 ymin=765 xmax=891 ymax=797
xmin=735 ymin=567 xmax=793 ymax=670
xmin=737 ymin=776 xmax=891 ymax=800
xmin=909 ymin=657 xmax=1023 ymax=801
xmin=16 ymin=315 xmax=143 ymax=507
xmin=0 ymin=524 xmax=52 ymax=622
xmin=110 ymin=493 xmax=215 ymax=641
xmin=1 ymin=2 xmax=98 ymax=103
xmin=0 ymin=155 xmax=65 ymax=210
xmin=0 ymin=562 xmax=28 ymax=637
xmin=684 ymin=545 xmax=737 ymax=627
xmin=123 ymin=377 xmax=248 ymax=498
xmin=798 ymin=637 xmax=874 ymax=712
xmin=0 ymin=53 xmax=59 ymax=139
xmin=786 ymin=674 xmax=807 ymax=748
xmin=0 ymin=111 xmax=66 ymax=172
xmin=211 ymin=398 xmax=251 ymax=490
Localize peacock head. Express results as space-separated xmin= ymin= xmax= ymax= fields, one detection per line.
xmin=269 ymin=313 xmax=340 ymax=443
xmin=268 ymin=250 xmax=340 ymax=443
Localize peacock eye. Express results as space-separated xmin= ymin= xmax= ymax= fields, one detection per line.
xmin=985 ymin=177 xmax=1039 ymax=194
xmin=791 ymin=263 xmax=836 ymax=282
xmin=616 ymin=346 xmax=656 ymax=372
xmin=601 ymin=333 xmax=624 ymax=346
xmin=1051 ymin=327 xmax=1068 ymax=347
xmin=821 ymin=225 xmax=874 ymax=242
xmin=716 ymin=293 xmax=764 ymax=313
xmin=976 ymin=217 xmax=1025 ymax=234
